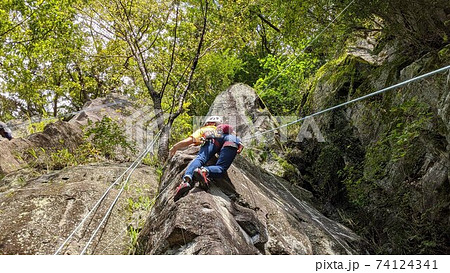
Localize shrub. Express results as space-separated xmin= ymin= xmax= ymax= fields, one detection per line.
xmin=85 ymin=116 xmax=136 ymax=159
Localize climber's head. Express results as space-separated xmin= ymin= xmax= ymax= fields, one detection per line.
xmin=203 ymin=115 xmax=222 ymax=126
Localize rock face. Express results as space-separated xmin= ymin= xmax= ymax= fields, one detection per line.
xmin=0 ymin=94 xmax=145 ymax=176
xmin=0 ymin=88 xmax=367 ymax=255
xmin=206 ymin=83 xmax=288 ymax=176
xmin=134 ymin=84 xmax=367 ymax=255
xmin=289 ymin=40 xmax=450 ymax=253
xmin=69 ymin=94 xmax=156 ymax=153
xmin=0 ymin=121 xmax=84 ymax=175
xmin=0 ymin=163 xmax=158 ymax=254
xmin=206 ymin=83 xmax=287 ymax=147
xmin=135 ymin=81 xmax=371 ymax=255
xmin=0 ymin=96 xmax=159 ymax=255
xmin=136 ymin=146 xmax=366 ymax=254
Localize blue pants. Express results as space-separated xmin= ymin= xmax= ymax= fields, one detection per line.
xmin=204 ymin=134 xmax=240 ymax=178
xmin=184 ymin=141 xmax=219 ymax=180
xmin=204 ymin=146 xmax=238 ymax=178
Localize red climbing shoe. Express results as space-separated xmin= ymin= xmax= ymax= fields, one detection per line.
xmin=193 ymin=167 xmax=209 ymax=190
xmin=174 ymin=178 xmax=193 ymax=202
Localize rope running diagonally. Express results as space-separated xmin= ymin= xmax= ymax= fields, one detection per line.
xmin=127 ymin=64 xmax=450 ymax=254
xmin=53 ymin=129 xmax=163 ymax=255
xmin=244 ymin=64 xmax=450 ymax=142
xmin=79 ymin=129 xmax=162 ymax=255
xmin=266 ymin=171 xmax=354 ymax=254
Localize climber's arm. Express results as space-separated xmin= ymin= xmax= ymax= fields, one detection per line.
xmin=169 ymin=136 xmax=195 ymax=158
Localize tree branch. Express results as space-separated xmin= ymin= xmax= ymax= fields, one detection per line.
xmin=172 ymin=0 xmax=209 ymax=120
xmin=256 ymin=13 xmax=280 ymax=32
xmin=160 ymin=4 xmax=179 ymax=99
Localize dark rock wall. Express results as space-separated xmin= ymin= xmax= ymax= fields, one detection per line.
xmin=288 ymin=41 xmax=450 ymax=254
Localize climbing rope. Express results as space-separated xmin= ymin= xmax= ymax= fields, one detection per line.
xmin=267 ymin=172 xmax=354 ymax=254
xmin=54 ymin=129 xmax=162 ymax=255
xmin=79 ymin=129 xmax=162 ymax=254
xmin=244 ymin=64 xmax=450 ymax=142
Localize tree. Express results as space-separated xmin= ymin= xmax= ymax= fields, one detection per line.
xmin=77 ymin=0 xmax=212 ymax=160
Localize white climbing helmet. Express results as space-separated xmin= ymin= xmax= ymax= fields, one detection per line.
xmin=204 ymin=115 xmax=223 ymax=125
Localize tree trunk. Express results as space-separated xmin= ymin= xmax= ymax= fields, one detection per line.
xmin=157 ymin=124 xmax=171 ymax=162
xmin=53 ymin=93 xmax=59 ymax=117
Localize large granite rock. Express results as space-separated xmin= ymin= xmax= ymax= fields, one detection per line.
xmin=136 ymin=146 xmax=367 ymax=255
xmin=206 ymin=83 xmax=281 ymax=146
xmin=0 ymin=163 xmax=158 ymax=254
xmin=0 ymin=121 xmax=84 ymax=175
xmin=0 ymin=95 xmax=159 ymax=255
xmin=289 ymin=41 xmax=450 ymax=253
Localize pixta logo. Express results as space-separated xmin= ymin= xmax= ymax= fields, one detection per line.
xmin=194 ymin=115 xmax=325 ymax=143
xmin=125 ymin=106 xmax=164 ymax=152
xmin=295 ymin=116 xmax=325 ymax=142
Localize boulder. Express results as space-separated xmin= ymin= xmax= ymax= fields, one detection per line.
xmin=0 ymin=94 xmax=159 ymax=255
xmin=136 ymin=146 xmax=367 ymax=255
xmin=0 ymin=163 xmax=158 ymax=254
xmin=206 ymin=83 xmax=290 ymax=177
xmin=0 ymin=121 xmax=84 ymax=175
xmin=206 ymin=83 xmax=282 ymax=145
xmin=70 ymin=94 xmax=156 ymax=153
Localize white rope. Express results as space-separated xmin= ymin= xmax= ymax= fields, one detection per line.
xmin=79 ymin=129 xmax=162 ymax=255
xmin=53 ymin=129 xmax=162 ymax=255
xmin=97 ymin=227 xmax=127 ymax=255
xmin=244 ymin=64 xmax=450 ymax=141
xmin=268 ymin=172 xmax=353 ymax=254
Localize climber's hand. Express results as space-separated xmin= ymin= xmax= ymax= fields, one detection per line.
xmin=237 ymin=143 xmax=244 ymax=154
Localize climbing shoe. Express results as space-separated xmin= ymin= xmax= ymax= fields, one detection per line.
xmin=193 ymin=167 xmax=209 ymax=191
xmin=174 ymin=177 xmax=193 ymax=202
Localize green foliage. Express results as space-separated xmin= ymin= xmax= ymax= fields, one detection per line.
xmin=275 ymin=153 xmax=297 ymax=181
xmin=141 ymin=153 xmax=164 ymax=181
xmin=126 ymin=225 xmax=140 ymax=254
xmin=189 ymin=49 xmax=245 ymax=115
xmin=22 ymin=116 xmax=137 ymax=172
xmin=142 ymin=153 xmax=159 ymax=167
xmin=1 ymin=0 xmax=88 ymax=116
xmin=340 ymin=97 xmax=443 ymax=254
xmin=362 ymin=98 xmax=432 ymax=183
xmin=340 ymin=166 xmax=370 ymax=207
xmin=255 ymin=53 xmax=319 ymax=115
xmin=233 ymin=49 xmax=265 ymax=86
xmin=168 ymin=111 xmax=193 ymax=146
xmin=49 ymin=148 xmax=78 ymax=170
xmin=26 ymin=117 xmax=59 ymax=135
xmin=25 ymin=142 xmax=98 ymax=171
xmin=311 ymin=144 xmax=345 ymax=204
xmin=388 ymin=100 xmax=432 ymax=160
xmin=243 ymin=148 xmax=257 ymax=163
xmin=126 ymin=195 xmax=156 ymax=254
xmin=85 ymin=116 xmax=136 ymax=159
xmin=127 ymin=195 xmax=155 ymax=212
